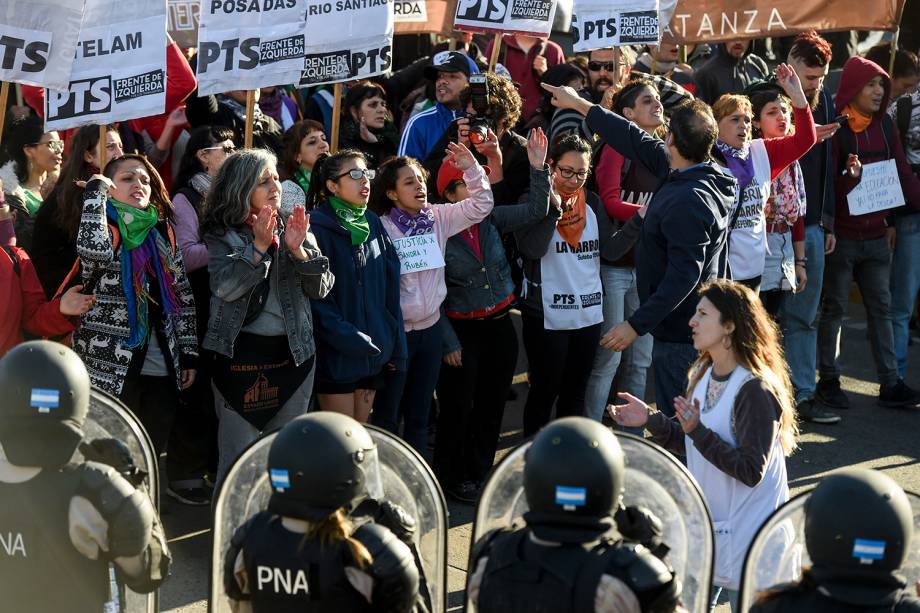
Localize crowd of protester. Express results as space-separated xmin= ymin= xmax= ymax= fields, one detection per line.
xmin=1 ymin=27 xmax=919 ymax=606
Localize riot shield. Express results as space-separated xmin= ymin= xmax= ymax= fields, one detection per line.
xmin=469 ymin=432 xmax=714 ymax=612
xmin=738 ymin=490 xmax=920 ymax=611
xmin=80 ymin=388 xmax=160 ymax=613
xmin=210 ymin=423 xmax=449 ymax=612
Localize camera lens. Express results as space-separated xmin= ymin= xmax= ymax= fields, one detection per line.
xmin=470 ymin=126 xmax=487 ymax=144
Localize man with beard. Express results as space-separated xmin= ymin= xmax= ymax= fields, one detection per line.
xmin=633 ymin=43 xmax=696 ymax=94
xmin=548 ymin=49 xmax=627 ymax=143
xmin=694 ymin=39 xmax=769 ymax=104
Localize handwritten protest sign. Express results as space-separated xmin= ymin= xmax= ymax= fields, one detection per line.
xmin=847 ymin=159 xmax=905 ymax=216
xmin=392 ymin=234 xmax=446 ymax=275
xmin=453 ymin=0 xmax=558 ymax=37
xmin=572 ymin=0 xmax=659 ymax=52
xmin=196 ymin=0 xmax=307 ymax=95
xmin=44 ymin=0 xmax=166 ymax=130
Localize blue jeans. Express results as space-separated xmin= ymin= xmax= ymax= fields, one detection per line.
xmin=651 ymin=340 xmax=698 ymax=418
xmin=585 ymin=266 xmax=653 ymax=423
xmin=781 ymin=225 xmax=825 ymax=403
xmin=890 ymin=214 xmax=920 ymax=378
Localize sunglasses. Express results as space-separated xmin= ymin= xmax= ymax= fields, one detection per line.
xmin=335 ymin=168 xmax=376 ymax=181
xmin=588 ymin=61 xmax=614 ymax=72
xmin=29 ymin=139 xmax=65 ymax=154
xmin=203 ymin=144 xmax=235 ymax=154
xmin=556 ymin=166 xmax=589 ymax=181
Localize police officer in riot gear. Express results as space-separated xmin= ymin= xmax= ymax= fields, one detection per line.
xmin=467 ymin=417 xmax=683 ymax=613
xmin=0 ymin=340 xmax=170 ymax=613
xmin=751 ymin=468 xmax=920 ymax=612
xmin=224 ymin=412 xmax=428 ymax=613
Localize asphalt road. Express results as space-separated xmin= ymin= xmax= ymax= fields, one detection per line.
xmin=159 ymin=303 xmax=920 ymax=612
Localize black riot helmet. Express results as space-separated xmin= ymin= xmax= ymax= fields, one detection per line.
xmin=267 ymin=412 xmax=383 ymax=522
xmin=805 ymin=468 xmax=914 ymax=603
xmin=524 ymin=417 xmax=625 ymax=522
xmin=0 ymin=341 xmax=90 ymax=467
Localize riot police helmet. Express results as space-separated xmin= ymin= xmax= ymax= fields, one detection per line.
xmin=0 ymin=341 xmax=90 ymax=467
xmin=267 ymin=412 xmax=383 ymax=522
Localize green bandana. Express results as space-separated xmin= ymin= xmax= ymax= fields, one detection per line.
xmin=328 ymin=195 xmax=370 ymax=246
xmin=294 ymin=166 xmax=312 ymax=196
xmin=22 ymin=190 xmax=43 ymax=216
xmin=111 ymin=198 xmax=159 ymax=250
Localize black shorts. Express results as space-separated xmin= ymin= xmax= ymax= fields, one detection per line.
xmin=314 ymin=372 xmax=385 ymax=395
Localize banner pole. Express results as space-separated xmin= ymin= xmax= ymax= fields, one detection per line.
xmin=14 ymin=83 xmax=22 ymax=107
xmin=98 ymin=124 xmax=107 ymax=169
xmin=679 ymin=45 xmax=687 ymax=64
xmin=0 ymin=82 xmax=8 ymax=148
xmin=330 ymin=82 xmax=343 ymax=154
xmin=488 ymin=32 xmax=502 ymax=71
xmin=244 ymin=90 xmax=255 ymax=149
xmin=889 ymin=27 xmax=900 ymax=75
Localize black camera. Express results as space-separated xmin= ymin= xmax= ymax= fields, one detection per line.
xmin=466 ymin=74 xmax=494 ymax=145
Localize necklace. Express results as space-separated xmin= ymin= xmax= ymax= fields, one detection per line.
xmin=703 ymin=367 xmax=736 ymax=413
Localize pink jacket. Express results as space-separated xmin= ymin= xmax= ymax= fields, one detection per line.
xmin=381 ymin=164 xmax=494 ymax=331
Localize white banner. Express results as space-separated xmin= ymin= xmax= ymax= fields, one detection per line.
xmin=44 ymin=0 xmax=167 ymax=131
xmin=197 ymin=0 xmax=307 ymax=96
xmin=0 ymin=0 xmax=86 ymax=91
xmin=846 ymin=159 xmax=905 ymax=216
xmin=299 ymin=0 xmax=393 ymax=86
xmin=571 ymin=0 xmax=659 ymax=52
xmin=392 ymin=234 xmax=445 ymax=274
xmin=453 ymin=0 xmax=557 ymax=37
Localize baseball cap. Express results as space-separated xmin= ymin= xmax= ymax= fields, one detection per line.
xmin=437 ymin=159 xmax=490 ymax=199
xmin=424 ymin=51 xmax=480 ymax=81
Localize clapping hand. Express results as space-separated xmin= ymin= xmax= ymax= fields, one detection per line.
xmin=251 ymin=206 xmax=277 ymax=255
xmin=526 ymin=127 xmax=548 ymax=169
xmin=674 ymin=396 xmax=701 ymax=434
xmin=284 ymin=205 xmax=311 ymax=260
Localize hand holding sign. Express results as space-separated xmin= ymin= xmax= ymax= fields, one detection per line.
xmin=444 ymin=141 xmax=477 ymax=171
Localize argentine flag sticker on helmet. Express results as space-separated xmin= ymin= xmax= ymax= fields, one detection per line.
xmin=270 ymin=469 xmax=291 ymax=492
xmin=852 ymin=538 xmax=886 ymax=564
xmin=30 ymin=388 xmax=60 ymax=414
xmin=555 ymin=485 xmax=587 ymax=511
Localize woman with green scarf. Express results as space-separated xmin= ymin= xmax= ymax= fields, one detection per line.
xmin=73 ymin=154 xmax=198 ymax=455
xmin=307 ymin=150 xmax=407 ymax=423
xmin=279 ymin=119 xmax=330 ymax=216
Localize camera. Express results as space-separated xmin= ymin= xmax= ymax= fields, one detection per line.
xmin=466 ymin=74 xmax=495 ymax=145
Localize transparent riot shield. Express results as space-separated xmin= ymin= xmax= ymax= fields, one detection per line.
xmin=469 ymin=432 xmax=714 ymax=612
xmin=211 ymin=424 xmax=449 ymax=612
xmin=738 ymin=490 xmax=920 ymax=611
xmin=80 ymin=388 xmax=160 ymax=613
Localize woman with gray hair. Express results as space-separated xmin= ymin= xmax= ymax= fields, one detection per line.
xmin=201 ymin=149 xmax=334 ymax=481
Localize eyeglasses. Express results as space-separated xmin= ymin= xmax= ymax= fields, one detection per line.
xmin=29 ymin=139 xmax=64 ymax=154
xmin=203 ymin=144 xmax=235 ymax=154
xmin=556 ymin=166 xmax=589 ymax=181
xmin=588 ymin=61 xmax=614 ymax=72
xmin=335 ymin=168 xmax=376 ymax=181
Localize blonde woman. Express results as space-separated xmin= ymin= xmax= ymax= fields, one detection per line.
xmin=610 ymin=279 xmax=798 ymax=611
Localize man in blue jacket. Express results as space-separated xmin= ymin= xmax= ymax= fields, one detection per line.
xmin=542 ymin=82 xmax=736 ymax=417
xmin=398 ymin=51 xmax=478 ymax=162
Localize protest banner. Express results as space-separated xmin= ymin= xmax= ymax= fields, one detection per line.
xmin=394 ymin=0 xmax=457 ymax=35
xmin=392 ymin=234 xmax=446 ymax=274
xmin=571 ymin=0 xmax=659 ymax=53
xmin=453 ymin=0 xmax=558 ymax=37
xmin=299 ymin=0 xmax=394 ymax=87
xmin=168 ymin=0 xmax=200 ymax=48
xmin=846 ymin=159 xmax=905 ymax=217
xmin=196 ymin=0 xmax=307 ymax=96
xmin=44 ymin=0 xmax=167 ymax=131
xmin=0 ymin=0 xmax=86 ymax=91
xmin=663 ymin=0 xmax=905 ymax=44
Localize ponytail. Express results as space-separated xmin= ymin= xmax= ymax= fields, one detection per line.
xmin=300 ymin=509 xmax=373 ymax=569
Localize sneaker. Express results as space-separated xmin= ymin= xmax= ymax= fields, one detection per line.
xmin=815 ymin=377 xmax=850 ymax=409
xmin=166 ymin=485 xmax=211 ymax=506
xmin=878 ymin=380 xmax=920 ymax=408
xmin=796 ymin=399 xmax=841 ymax=424
xmin=446 ymin=480 xmax=481 ymax=504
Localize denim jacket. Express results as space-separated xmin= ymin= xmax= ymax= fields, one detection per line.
xmin=441 ymin=166 xmax=551 ymax=352
xmin=203 ymin=225 xmax=333 ymax=366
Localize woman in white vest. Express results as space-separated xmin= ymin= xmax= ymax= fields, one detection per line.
xmin=515 ymin=133 xmax=642 ymax=438
xmin=609 ymin=279 xmax=798 ymax=611
xmin=711 ymin=63 xmax=817 ymax=291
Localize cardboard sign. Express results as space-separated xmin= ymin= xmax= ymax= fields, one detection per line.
xmin=571 ymin=0 xmax=659 ymax=52
xmin=299 ymin=0 xmax=394 ymax=86
xmin=395 ymin=0 xmax=458 ymax=34
xmin=846 ymin=159 xmax=906 ymax=217
xmin=0 ymin=0 xmax=86 ymax=91
xmin=394 ymin=0 xmax=428 ymax=22
xmin=453 ymin=0 xmax=558 ymax=37
xmin=392 ymin=233 xmax=445 ymax=274
xmin=196 ymin=0 xmax=307 ymax=95
xmin=45 ymin=0 xmax=167 ymax=131
xmin=168 ymin=0 xmax=200 ymax=48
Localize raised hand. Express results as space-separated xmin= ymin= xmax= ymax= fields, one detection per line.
xmin=775 ymin=63 xmax=807 ymax=109
xmin=165 ymin=106 xmax=188 ymax=129
xmin=526 ymin=127 xmax=548 ymax=169
xmin=608 ymin=392 xmax=651 ymax=428
xmin=284 ymin=205 xmax=310 ymax=259
xmin=444 ymin=141 xmax=477 ymax=171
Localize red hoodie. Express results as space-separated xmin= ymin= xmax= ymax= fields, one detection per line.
xmin=832 ymin=56 xmax=920 ymax=240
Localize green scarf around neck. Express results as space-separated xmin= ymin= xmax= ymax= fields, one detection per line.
xmin=328 ymin=195 xmax=370 ymax=246
xmin=111 ymin=198 xmax=159 ymax=250
xmin=294 ymin=166 xmax=312 ymax=196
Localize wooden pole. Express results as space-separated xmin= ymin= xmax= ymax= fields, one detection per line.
xmin=889 ymin=27 xmax=900 ymax=75
xmin=244 ymin=90 xmax=255 ymax=149
xmin=330 ymin=82 xmax=343 ymax=154
xmin=98 ymin=124 xmax=107 ymax=169
xmin=679 ymin=45 xmax=687 ymax=65
xmin=488 ymin=32 xmax=502 ymax=71
xmin=0 ymin=82 xmax=9 ymax=148
xmin=14 ymin=83 xmax=22 ymax=107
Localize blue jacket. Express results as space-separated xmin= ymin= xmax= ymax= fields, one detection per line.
xmin=398 ymin=102 xmax=461 ymax=162
xmin=309 ymin=203 xmax=407 ymax=383
xmin=586 ymin=105 xmax=736 ymax=344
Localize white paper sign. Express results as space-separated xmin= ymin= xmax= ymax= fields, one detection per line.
xmin=846 ymin=159 xmax=906 ymax=216
xmin=453 ymin=0 xmax=557 ymax=37
xmin=571 ymin=0 xmax=659 ymax=53
xmin=196 ymin=0 xmax=307 ymax=96
xmin=0 ymin=0 xmax=86 ymax=91
xmin=44 ymin=0 xmax=167 ymax=131
xmin=392 ymin=233 xmax=445 ymax=275
xmin=299 ymin=0 xmax=393 ymax=86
